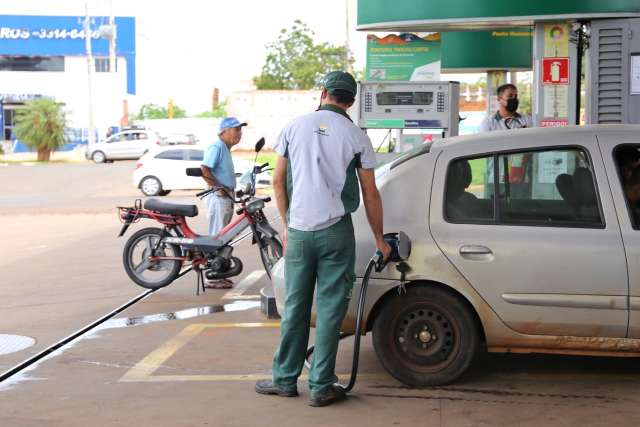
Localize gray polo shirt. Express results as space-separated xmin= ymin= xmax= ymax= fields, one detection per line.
xmin=273 ymin=105 xmax=376 ymax=232
xmin=480 ymin=112 xmax=534 ymax=132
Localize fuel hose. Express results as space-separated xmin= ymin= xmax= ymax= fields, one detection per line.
xmin=304 ymin=255 xmax=379 ymax=393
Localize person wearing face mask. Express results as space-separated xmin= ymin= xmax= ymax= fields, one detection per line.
xmin=480 ymin=83 xmax=533 ymax=132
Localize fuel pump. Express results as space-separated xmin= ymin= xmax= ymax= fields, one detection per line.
xmin=356 ymin=81 xmax=460 ymax=153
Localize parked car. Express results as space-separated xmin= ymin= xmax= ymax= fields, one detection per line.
xmin=273 ymin=124 xmax=640 ymax=386
xmin=133 ymin=145 xmax=272 ymax=196
xmin=86 ymin=129 xmax=162 ymax=163
xmin=159 ymin=133 xmax=199 ymax=146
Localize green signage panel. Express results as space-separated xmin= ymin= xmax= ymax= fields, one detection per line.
xmin=441 ymin=29 xmax=532 ymax=71
xmin=366 ymin=34 xmax=441 ymax=81
xmin=358 ymin=0 xmax=640 ymax=27
xmin=364 ymin=119 xmax=406 ymax=128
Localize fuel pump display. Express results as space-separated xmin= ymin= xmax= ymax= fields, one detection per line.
xmin=357 ymin=81 xmax=460 ymax=138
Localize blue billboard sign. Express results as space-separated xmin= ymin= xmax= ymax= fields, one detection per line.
xmin=0 ymin=15 xmax=136 ymax=94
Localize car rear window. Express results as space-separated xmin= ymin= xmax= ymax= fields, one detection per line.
xmin=155 ymin=150 xmax=185 ymax=160
xmin=187 ymin=150 xmax=204 ymax=161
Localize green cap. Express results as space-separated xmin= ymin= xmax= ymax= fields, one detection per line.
xmin=321 ymin=71 xmax=357 ymax=96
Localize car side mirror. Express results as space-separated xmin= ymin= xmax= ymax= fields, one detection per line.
xmin=255 ymin=137 xmax=265 ymax=153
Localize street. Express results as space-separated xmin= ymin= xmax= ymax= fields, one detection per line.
xmin=1 ymin=161 xmax=640 ymax=426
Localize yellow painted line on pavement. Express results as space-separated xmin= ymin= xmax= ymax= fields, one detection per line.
xmin=120 ymin=322 xmax=280 ymax=382
xmin=121 ymin=372 xmax=388 ymax=383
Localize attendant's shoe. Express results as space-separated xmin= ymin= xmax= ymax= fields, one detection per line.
xmin=255 ymin=380 xmax=298 ymax=397
xmin=309 ymin=385 xmax=347 ymax=407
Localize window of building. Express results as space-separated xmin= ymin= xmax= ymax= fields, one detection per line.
xmin=0 ymin=56 xmax=65 ymax=72
xmin=445 ymin=148 xmax=603 ymax=227
xmin=95 ymin=57 xmax=117 ymax=73
xmin=155 ymin=150 xmax=185 ymax=160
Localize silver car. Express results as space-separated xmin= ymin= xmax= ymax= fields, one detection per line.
xmin=86 ymin=129 xmax=161 ymax=163
xmin=273 ymin=125 xmax=640 ymax=386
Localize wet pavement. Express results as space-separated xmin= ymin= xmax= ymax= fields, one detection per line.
xmin=3 ymin=272 xmax=640 ymax=426
xmin=3 ymin=161 xmax=640 ymax=426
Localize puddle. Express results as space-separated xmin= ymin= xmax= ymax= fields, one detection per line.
xmin=98 ymin=301 xmax=260 ymax=330
xmin=0 ymin=300 xmax=261 ymax=392
xmin=0 ymin=335 xmax=36 ymax=356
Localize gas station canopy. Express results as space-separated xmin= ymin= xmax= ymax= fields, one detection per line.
xmin=357 ymin=0 xmax=640 ymax=32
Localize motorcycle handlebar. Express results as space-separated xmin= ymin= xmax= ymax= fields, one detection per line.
xmin=196 ymin=187 xmax=225 ymax=198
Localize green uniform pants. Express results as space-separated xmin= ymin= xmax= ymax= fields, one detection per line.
xmin=272 ymin=215 xmax=356 ymax=395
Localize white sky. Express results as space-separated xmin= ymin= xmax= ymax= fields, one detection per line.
xmin=0 ymin=0 xmax=480 ymax=114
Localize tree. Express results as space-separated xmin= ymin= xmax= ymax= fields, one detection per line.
xmin=14 ymin=98 xmax=67 ymax=161
xmin=253 ymin=20 xmax=353 ymax=90
xmin=136 ymin=102 xmax=186 ymax=120
xmin=195 ymin=100 xmax=228 ymax=118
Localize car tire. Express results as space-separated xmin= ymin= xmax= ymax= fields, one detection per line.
xmin=372 ymin=285 xmax=479 ymax=386
xmin=159 ymin=190 xmax=171 ymax=196
xmin=140 ymin=176 xmax=163 ymax=197
xmin=92 ymin=151 xmax=106 ymax=164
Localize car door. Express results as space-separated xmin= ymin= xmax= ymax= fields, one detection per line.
xmin=111 ymin=131 xmax=138 ymax=158
xmin=102 ymin=133 xmax=127 ymax=158
xmin=186 ymin=149 xmax=207 ymax=189
xmin=429 ymin=134 xmax=628 ymax=338
xmin=153 ymin=149 xmax=187 ymax=189
xmin=598 ymin=135 xmax=640 ymax=337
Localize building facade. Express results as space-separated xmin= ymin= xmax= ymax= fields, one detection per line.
xmin=0 ymin=15 xmax=135 ymax=149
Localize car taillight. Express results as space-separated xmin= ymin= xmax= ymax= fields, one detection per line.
xmin=135 ymin=162 xmax=143 ymax=170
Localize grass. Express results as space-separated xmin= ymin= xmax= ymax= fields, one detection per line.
xmin=470 ymin=158 xmax=488 ymax=185
xmin=233 ymin=149 xmax=277 ymax=170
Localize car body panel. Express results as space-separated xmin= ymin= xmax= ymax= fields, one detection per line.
xmin=596 ymin=131 xmax=640 ymax=338
xmin=88 ymin=130 xmax=159 ymax=161
xmin=133 ymin=146 xmax=272 ymax=194
xmin=429 ymin=132 xmax=628 ymax=337
xmin=273 ymin=125 xmax=640 ymax=357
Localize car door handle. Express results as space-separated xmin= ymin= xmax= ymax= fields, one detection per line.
xmin=459 ymin=245 xmax=494 ymax=260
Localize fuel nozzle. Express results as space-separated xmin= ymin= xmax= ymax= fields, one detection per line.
xmin=374 ymin=231 xmax=411 ymax=272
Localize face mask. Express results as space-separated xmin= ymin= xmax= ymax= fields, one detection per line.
xmin=506 ymin=98 xmax=519 ymax=113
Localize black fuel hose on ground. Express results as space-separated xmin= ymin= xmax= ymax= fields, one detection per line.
xmin=304 ymin=256 xmax=378 ymax=393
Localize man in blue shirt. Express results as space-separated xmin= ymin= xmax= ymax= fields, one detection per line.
xmin=200 ymin=117 xmax=246 ymax=288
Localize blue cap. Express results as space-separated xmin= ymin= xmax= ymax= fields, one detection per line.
xmin=219 ymin=117 xmax=247 ymax=134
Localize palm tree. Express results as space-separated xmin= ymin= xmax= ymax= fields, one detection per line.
xmin=14 ymin=98 xmax=67 ymax=161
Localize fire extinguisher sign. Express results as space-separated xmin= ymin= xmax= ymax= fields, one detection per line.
xmin=542 ymin=57 xmax=569 ymax=85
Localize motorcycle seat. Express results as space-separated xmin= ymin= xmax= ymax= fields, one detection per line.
xmin=144 ymin=198 xmax=198 ymax=217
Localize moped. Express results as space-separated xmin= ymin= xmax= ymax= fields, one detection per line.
xmin=118 ymin=138 xmax=282 ymax=292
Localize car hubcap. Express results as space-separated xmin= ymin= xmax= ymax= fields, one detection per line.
xmin=94 ymin=152 xmax=104 ymax=162
xmin=142 ymin=179 xmax=160 ymax=195
xmin=394 ymin=306 xmax=457 ymax=370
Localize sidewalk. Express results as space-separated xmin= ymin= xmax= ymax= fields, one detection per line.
xmin=0 ymin=146 xmax=89 ymax=164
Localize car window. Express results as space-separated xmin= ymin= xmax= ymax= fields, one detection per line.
xmin=155 ymin=150 xmax=185 ymax=160
xmin=614 ymin=144 xmax=640 ymax=228
xmin=445 ymin=148 xmax=603 ymax=227
xmin=187 ymin=150 xmax=204 ymax=161
xmin=445 ymin=156 xmax=495 ymax=222
xmin=497 ymin=148 xmax=602 ymax=226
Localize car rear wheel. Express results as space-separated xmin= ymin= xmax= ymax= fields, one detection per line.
xmin=140 ymin=176 xmax=163 ymax=197
xmin=92 ymin=151 xmax=106 ymax=164
xmin=372 ymin=285 xmax=478 ymax=386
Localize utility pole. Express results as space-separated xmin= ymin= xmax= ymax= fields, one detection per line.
xmin=345 ymin=0 xmax=352 ymax=72
xmin=84 ymin=1 xmax=96 ymax=147
xmin=108 ymin=0 xmax=116 ymax=73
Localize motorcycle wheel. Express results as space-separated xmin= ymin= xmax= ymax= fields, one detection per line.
xmin=123 ymin=227 xmax=182 ymax=289
xmin=258 ymin=236 xmax=283 ymax=279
